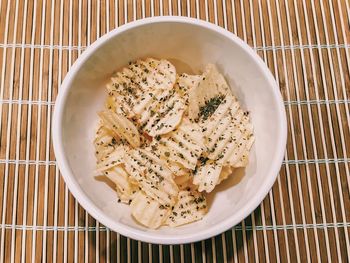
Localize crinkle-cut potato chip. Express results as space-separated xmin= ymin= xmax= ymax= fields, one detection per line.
xmin=94 ymin=125 xmax=119 ymax=159
xmin=94 ymin=60 xmax=255 ymax=228
xmin=105 ymin=95 xmax=117 ymax=112
xmin=96 ymin=145 xmax=127 ymax=172
xmin=163 ymin=160 xmax=190 ymax=177
xmin=104 ymin=165 xmax=138 ymax=203
xmin=106 ymin=58 xmax=184 ymax=136
xmin=199 ymin=94 xmax=237 ymax=135
xmin=193 ymin=160 xmax=223 ymax=193
xmin=235 ymin=152 xmax=250 ymax=167
xmin=95 ymin=145 xmax=115 ymax=161
xmin=106 ymin=58 xmax=176 ymax=117
xmin=98 ymin=110 xmax=141 ymax=148
xmin=134 ymin=89 xmax=186 ymax=136
xmin=129 ymin=58 xmax=176 ymax=90
xmin=220 ymin=135 xmax=254 ymax=167
xmin=94 ymin=124 xmax=116 ymax=146
xmin=188 ymin=64 xmax=230 ymax=121
xmin=217 ymin=165 xmax=233 ymax=185
xmin=201 ymin=95 xmax=254 ymax=167
xmin=149 ymin=143 xmax=192 ymax=178
xmin=130 ymin=191 xmax=171 ymax=229
xmin=124 ymin=149 xmax=179 ymax=206
xmin=175 ymin=73 xmax=202 ymax=107
xmin=166 ymin=190 xmax=207 ymax=227
xmin=152 ymin=118 xmax=204 ymax=170
xmin=148 ymin=144 xmax=189 ymax=176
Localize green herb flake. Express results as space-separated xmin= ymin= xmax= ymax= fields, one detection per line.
xmin=198 ymin=95 xmax=225 ymax=121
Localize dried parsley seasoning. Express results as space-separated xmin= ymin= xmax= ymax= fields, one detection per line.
xmin=151 ymin=145 xmax=157 ymax=152
xmin=217 ymin=153 xmax=224 ymax=160
xmin=198 ymin=95 xmax=225 ymax=121
xmin=156 ymin=122 xmax=165 ymax=131
xmin=199 ymin=156 xmax=209 ymax=166
xmin=177 ymin=153 xmax=185 ymax=159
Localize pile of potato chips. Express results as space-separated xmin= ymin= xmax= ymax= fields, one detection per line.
xmin=94 ymin=58 xmax=254 ymax=229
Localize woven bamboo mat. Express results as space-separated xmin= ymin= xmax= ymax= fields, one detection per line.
xmin=0 ymin=0 xmax=349 ymax=262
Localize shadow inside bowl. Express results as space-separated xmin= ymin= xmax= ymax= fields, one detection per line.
xmin=167 ymin=58 xmax=198 ymax=75
xmin=205 ymin=167 xmax=246 ymax=209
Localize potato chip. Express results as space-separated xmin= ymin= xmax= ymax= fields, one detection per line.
xmin=200 ymin=94 xmax=237 ymax=137
xmin=137 ymin=90 xmax=185 ymax=136
xmin=166 ymin=190 xmax=207 ymax=227
xmin=106 ymin=59 xmax=184 ymax=136
xmin=235 ymin=151 xmax=251 ymax=167
xmin=104 ymin=165 xmax=138 ymax=203
xmin=95 ymin=61 xmax=255 ymax=229
xmin=222 ymin=132 xmax=254 ymax=167
xmin=105 ymin=95 xmax=117 ymax=112
xmin=193 ymin=87 xmax=254 ymax=168
xmin=96 ymin=146 xmax=126 ymax=172
xmin=163 ymin=161 xmax=190 ymax=177
xmin=94 ymin=125 xmax=118 ymax=159
xmin=124 ymin=149 xmax=179 ymax=206
xmin=173 ymin=174 xmax=191 ymax=190
xmin=128 ymin=58 xmax=176 ymax=90
xmin=175 ymin=73 xmax=202 ymax=107
xmin=193 ymin=159 xmax=223 ymax=193
xmin=98 ymin=110 xmax=141 ymax=148
xmin=217 ymin=165 xmax=233 ymax=185
xmin=188 ymin=64 xmax=230 ymax=121
xmin=206 ymin=108 xmax=246 ymax=159
xmin=148 ymin=140 xmax=191 ymax=177
xmin=106 ymin=58 xmax=176 ymax=117
xmin=94 ymin=124 xmax=115 ymax=145
xmin=205 ymin=105 xmax=254 ymax=167
xmin=130 ymin=191 xmax=171 ymax=229
xmin=144 ymin=93 xmax=185 ymax=137
xmin=95 ymin=146 xmax=115 ymax=161
xmin=152 ymin=118 xmax=204 ymax=170
xmin=105 ymin=81 xmax=138 ymax=118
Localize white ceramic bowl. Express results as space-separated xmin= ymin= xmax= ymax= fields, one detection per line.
xmin=53 ymin=17 xmax=287 ymax=244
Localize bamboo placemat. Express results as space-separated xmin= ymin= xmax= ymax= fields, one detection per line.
xmin=0 ymin=0 xmax=349 ymax=262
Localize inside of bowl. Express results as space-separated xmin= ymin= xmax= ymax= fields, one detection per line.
xmin=60 ymin=20 xmax=284 ymax=239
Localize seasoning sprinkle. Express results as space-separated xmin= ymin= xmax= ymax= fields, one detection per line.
xmin=198 ymin=95 xmax=225 ymax=121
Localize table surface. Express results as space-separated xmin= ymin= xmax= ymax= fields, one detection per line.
xmin=0 ymin=0 xmax=350 ymax=262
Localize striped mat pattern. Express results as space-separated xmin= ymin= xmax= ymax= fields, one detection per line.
xmin=0 ymin=0 xmax=350 ymax=262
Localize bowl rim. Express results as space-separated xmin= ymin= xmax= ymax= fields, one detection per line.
xmin=52 ymin=16 xmax=287 ymax=244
